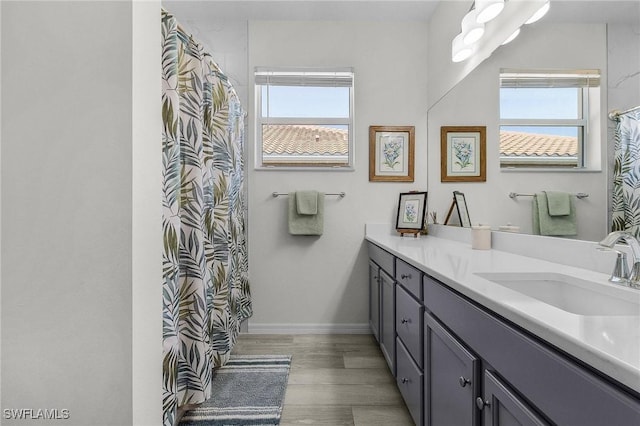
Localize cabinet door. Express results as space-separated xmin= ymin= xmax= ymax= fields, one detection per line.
xmin=369 ymin=260 xmax=380 ymax=342
xmin=424 ymin=312 xmax=478 ymax=426
xmin=479 ymin=370 xmax=549 ymax=426
xmin=379 ymin=269 xmax=395 ymax=375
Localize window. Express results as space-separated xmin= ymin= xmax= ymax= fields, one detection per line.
xmin=255 ymin=68 xmax=354 ymax=168
xmin=499 ymin=69 xmax=600 ymax=169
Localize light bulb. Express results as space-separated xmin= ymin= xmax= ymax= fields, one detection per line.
xmin=461 ymin=8 xmax=485 ymax=45
xmin=476 ymin=0 xmax=505 ymax=24
xmin=452 ymin=33 xmax=473 ymax=63
xmin=525 ymin=1 xmax=550 ymax=24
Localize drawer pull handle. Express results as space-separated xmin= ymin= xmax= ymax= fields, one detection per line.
xmin=401 ymin=273 xmax=412 ymax=280
xmin=475 ymin=397 xmax=490 ymax=410
xmin=401 ymin=378 xmax=409 ymax=384
xmin=401 ymin=318 xmax=410 ymax=324
xmin=458 ymin=376 xmax=471 ymax=387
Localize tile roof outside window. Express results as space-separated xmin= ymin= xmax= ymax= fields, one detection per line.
xmin=500 ymin=130 xmax=577 ymax=158
xmin=262 ymin=125 xmax=577 ymax=159
xmin=262 ymin=124 xmax=348 ymax=156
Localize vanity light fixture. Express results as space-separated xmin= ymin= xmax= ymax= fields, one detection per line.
xmin=525 ymin=0 xmax=550 ymax=24
xmin=461 ymin=7 xmax=485 ymax=45
xmin=475 ymin=0 xmax=505 ymax=24
xmin=501 ymin=27 xmax=520 ymax=45
xmin=452 ymin=33 xmax=474 ymax=63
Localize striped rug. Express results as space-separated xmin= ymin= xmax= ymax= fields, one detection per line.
xmin=179 ymin=355 xmax=292 ymax=426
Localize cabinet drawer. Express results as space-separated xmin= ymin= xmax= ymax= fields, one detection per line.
xmin=423 ymin=275 xmax=640 ymax=426
xmin=368 ymin=242 xmax=394 ymax=275
xmin=396 ymin=337 xmax=423 ymax=426
xmin=396 ymin=258 xmax=421 ymax=299
xmin=396 ymin=284 xmax=423 ymax=367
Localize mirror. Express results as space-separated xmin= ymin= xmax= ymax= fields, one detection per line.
xmin=427 ymin=1 xmax=640 ymax=242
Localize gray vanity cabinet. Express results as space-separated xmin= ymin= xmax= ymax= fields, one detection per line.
xmin=424 ymin=312 xmax=479 ymax=426
xmin=368 ymin=260 xmax=380 ymax=342
xmin=423 ymin=274 xmax=640 ymax=426
xmin=479 ymin=370 xmax=549 ymax=426
xmin=369 ymin=239 xmax=640 ymax=426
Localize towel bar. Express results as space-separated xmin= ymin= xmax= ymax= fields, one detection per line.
xmin=272 ymin=192 xmax=346 ymax=198
xmin=509 ymin=192 xmax=588 ymax=199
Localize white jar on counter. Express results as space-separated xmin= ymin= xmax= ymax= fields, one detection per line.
xmin=471 ymin=225 xmax=491 ymax=250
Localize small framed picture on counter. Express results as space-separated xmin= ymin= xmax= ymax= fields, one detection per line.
xmin=396 ymin=191 xmax=428 ymax=235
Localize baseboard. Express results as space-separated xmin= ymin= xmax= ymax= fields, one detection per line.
xmin=246 ymin=323 xmax=371 ymax=334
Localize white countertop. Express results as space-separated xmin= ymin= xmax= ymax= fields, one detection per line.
xmin=366 ymin=225 xmax=640 ymax=394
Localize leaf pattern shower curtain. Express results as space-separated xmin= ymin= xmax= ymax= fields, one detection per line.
xmin=612 ymin=110 xmax=640 ymax=237
xmin=161 ymin=10 xmax=252 ymax=426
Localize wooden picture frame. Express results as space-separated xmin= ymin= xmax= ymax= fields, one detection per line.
xmin=441 ymin=126 xmax=486 ymax=182
xmin=395 ymin=191 xmax=428 ymax=234
xmin=369 ymin=126 xmax=415 ymax=182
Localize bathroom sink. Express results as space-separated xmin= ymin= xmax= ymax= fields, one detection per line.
xmin=474 ymin=272 xmax=640 ymax=316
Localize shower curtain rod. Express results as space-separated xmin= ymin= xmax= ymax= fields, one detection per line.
xmin=608 ymin=105 xmax=640 ymax=121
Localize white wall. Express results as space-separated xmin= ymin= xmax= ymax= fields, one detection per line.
xmin=2 ymin=1 xmax=162 ymax=424
xmin=247 ymin=21 xmax=428 ymax=331
xmin=427 ymin=23 xmax=609 ymax=242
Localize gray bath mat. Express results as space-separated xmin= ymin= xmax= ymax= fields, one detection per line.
xmin=179 ymin=354 xmax=292 ymax=426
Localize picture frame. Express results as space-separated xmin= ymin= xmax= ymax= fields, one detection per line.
xmin=395 ymin=191 xmax=428 ymax=233
xmin=454 ymin=191 xmax=472 ymax=228
xmin=440 ymin=126 xmax=486 ymax=182
xmin=444 ymin=191 xmax=472 ymax=228
xmin=369 ymin=125 xmax=415 ymax=182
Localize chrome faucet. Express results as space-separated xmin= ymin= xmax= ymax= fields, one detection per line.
xmin=598 ymin=231 xmax=640 ymax=289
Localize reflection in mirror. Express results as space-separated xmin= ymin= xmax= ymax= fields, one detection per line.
xmin=426 ymin=1 xmax=639 ymax=241
xmin=499 ymin=69 xmax=601 ymax=169
xmin=445 ymin=191 xmax=472 ymax=228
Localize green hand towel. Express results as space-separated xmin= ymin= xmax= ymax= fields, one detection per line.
xmin=289 ymin=192 xmax=325 ymax=236
xmin=532 ymin=193 xmax=577 ymax=236
xmin=296 ymin=190 xmax=318 ymax=215
xmin=545 ymin=191 xmax=571 ymax=216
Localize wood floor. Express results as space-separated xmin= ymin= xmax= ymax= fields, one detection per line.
xmin=232 ymin=334 xmax=414 ymax=426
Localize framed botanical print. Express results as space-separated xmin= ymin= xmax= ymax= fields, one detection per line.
xmin=441 ymin=126 xmax=486 ymax=182
xmin=395 ymin=191 xmax=428 ymax=232
xmin=369 ymin=126 xmax=415 ymax=182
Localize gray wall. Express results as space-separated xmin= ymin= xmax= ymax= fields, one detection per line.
xmin=2 ymin=2 xmax=134 ymax=424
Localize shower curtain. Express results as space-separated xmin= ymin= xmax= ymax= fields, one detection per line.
xmin=612 ymin=109 xmax=640 ymax=237
xmin=161 ymin=10 xmax=252 ymax=426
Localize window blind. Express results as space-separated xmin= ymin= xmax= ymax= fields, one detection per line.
xmin=255 ymin=67 xmax=354 ymax=87
xmin=500 ymin=69 xmax=600 ymax=88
